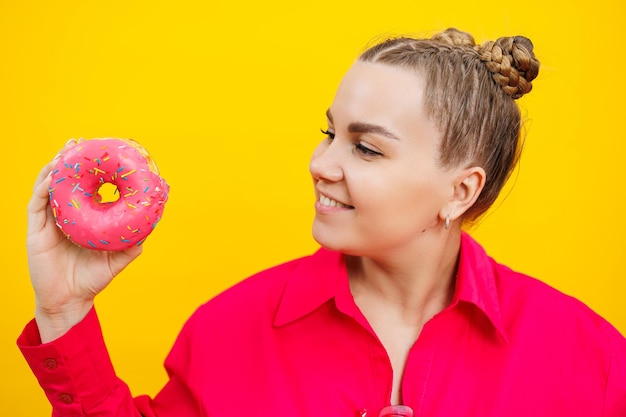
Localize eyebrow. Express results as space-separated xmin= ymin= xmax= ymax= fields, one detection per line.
xmin=326 ymin=108 xmax=400 ymax=141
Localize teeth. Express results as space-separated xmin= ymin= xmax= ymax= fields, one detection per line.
xmin=320 ymin=195 xmax=350 ymax=208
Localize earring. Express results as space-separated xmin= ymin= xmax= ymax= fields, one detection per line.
xmin=445 ymin=215 xmax=450 ymax=230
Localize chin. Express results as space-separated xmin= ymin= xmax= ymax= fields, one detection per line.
xmin=311 ymin=228 xmax=362 ymax=256
xmin=312 ymin=225 xmax=345 ymax=253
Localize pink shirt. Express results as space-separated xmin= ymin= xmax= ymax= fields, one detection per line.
xmin=18 ymin=233 xmax=626 ymax=416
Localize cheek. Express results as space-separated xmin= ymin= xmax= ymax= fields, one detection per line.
xmin=371 ymin=171 xmax=447 ymax=220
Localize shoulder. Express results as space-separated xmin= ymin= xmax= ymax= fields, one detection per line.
xmin=461 ymin=233 xmax=619 ymax=339
xmin=492 ymin=260 xmax=614 ymax=336
xmin=462 ymin=233 xmax=625 ymax=358
xmin=495 ymin=262 xmax=626 ymax=409
xmin=186 ymin=255 xmax=304 ymax=328
xmin=180 ymin=248 xmax=340 ymax=335
xmin=488 ymin=251 xmax=626 ymax=366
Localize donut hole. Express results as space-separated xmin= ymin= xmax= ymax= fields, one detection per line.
xmin=96 ymin=182 xmax=120 ymax=204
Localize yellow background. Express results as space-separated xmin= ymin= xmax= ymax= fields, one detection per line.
xmin=1 ymin=0 xmax=624 ymax=415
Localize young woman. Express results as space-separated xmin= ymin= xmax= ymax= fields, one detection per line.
xmin=19 ymin=28 xmax=626 ymax=416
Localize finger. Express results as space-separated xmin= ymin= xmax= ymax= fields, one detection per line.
xmin=65 ymin=137 xmax=78 ymax=147
xmin=31 ymin=138 xmax=78 ymax=192
xmin=109 ymin=246 xmax=144 ymax=277
xmin=27 ymin=170 xmax=53 ymax=236
xmin=33 ymin=165 xmax=48 ymax=195
xmin=28 ymin=138 xmax=81 ymax=230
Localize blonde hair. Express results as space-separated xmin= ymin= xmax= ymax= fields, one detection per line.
xmin=359 ymin=28 xmax=540 ymax=220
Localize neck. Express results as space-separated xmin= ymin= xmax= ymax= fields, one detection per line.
xmin=347 ymin=228 xmax=462 ymax=325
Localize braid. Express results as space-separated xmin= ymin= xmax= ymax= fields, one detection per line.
xmin=478 ymin=36 xmax=540 ymax=99
xmin=431 ymin=27 xmax=476 ymax=48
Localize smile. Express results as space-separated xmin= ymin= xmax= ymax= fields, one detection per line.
xmin=319 ymin=195 xmax=353 ymax=209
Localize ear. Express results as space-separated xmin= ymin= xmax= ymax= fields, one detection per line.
xmin=440 ymin=166 xmax=486 ymax=222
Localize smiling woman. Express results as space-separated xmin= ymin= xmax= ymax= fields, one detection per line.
xmin=17 ymin=28 xmax=626 ymax=417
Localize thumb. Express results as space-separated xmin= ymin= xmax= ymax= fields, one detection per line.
xmin=109 ymin=245 xmax=144 ymax=277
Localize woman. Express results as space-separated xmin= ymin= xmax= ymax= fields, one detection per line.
xmin=19 ymin=28 xmax=626 ymax=416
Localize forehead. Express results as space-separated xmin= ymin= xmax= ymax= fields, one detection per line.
xmin=329 ymin=61 xmax=436 ymax=141
xmin=330 ymin=62 xmax=427 ymax=125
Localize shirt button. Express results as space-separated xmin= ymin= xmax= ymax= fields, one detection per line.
xmin=58 ymin=394 xmax=73 ymax=404
xmin=43 ymin=358 xmax=58 ymax=370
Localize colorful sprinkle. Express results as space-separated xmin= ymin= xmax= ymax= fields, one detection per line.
xmin=87 ymin=240 xmax=96 ymax=248
xmin=121 ymin=169 xmax=136 ymax=179
xmin=55 ymin=177 xmax=67 ymax=184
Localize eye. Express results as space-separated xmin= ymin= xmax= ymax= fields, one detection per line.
xmin=356 ymin=142 xmax=383 ymax=157
xmin=320 ymin=128 xmax=335 ymax=140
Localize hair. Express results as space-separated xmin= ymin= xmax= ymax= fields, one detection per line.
xmin=359 ymin=28 xmax=540 ymax=220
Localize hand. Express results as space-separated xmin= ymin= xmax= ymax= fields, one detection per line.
xmin=27 ymin=139 xmax=143 ymax=342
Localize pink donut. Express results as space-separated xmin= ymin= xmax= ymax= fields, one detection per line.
xmin=49 ymin=138 xmax=169 ymax=251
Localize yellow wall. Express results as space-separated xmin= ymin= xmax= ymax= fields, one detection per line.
xmin=2 ymin=1 xmax=624 ymax=414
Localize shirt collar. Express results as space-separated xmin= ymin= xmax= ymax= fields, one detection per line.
xmin=273 ymin=248 xmax=344 ymax=327
xmin=273 ymin=233 xmax=508 ymax=342
xmin=454 ymin=232 xmax=509 ymax=342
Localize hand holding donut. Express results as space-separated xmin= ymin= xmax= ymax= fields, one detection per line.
xmin=27 ymin=138 xmax=169 ymax=343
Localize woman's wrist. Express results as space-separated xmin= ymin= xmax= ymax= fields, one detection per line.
xmin=34 ymin=300 xmax=94 ymax=343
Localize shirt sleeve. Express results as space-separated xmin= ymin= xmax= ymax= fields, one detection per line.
xmin=602 ymin=320 xmax=626 ymax=416
xmin=16 ymin=307 xmax=200 ymax=417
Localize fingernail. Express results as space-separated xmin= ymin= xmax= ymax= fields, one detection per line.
xmin=65 ymin=138 xmax=77 ymax=147
xmin=53 ymin=153 xmax=62 ymax=161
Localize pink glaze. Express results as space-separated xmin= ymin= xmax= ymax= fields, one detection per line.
xmin=49 ymin=138 xmax=169 ymax=251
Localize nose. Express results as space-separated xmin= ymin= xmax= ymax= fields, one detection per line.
xmin=309 ymin=140 xmax=344 ymax=183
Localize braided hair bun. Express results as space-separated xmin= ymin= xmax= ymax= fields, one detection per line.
xmin=433 ymin=28 xmax=540 ymax=99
